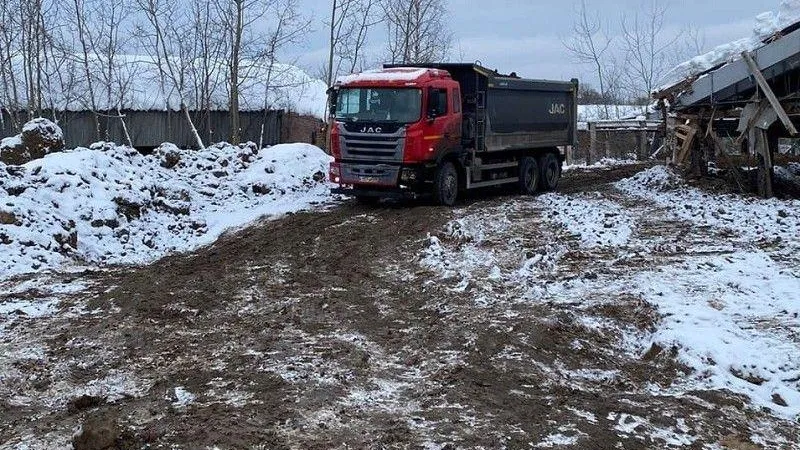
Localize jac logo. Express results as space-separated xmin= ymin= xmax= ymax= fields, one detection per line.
xmin=359 ymin=126 xmax=383 ymax=134
xmin=549 ymin=103 xmax=566 ymax=115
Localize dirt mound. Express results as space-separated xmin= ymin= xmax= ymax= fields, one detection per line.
xmin=0 ymin=118 xmax=64 ymax=165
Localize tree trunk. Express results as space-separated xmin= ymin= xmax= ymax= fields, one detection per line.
xmin=183 ymin=103 xmax=205 ymax=149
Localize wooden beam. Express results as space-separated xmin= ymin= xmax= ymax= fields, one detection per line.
xmin=741 ymin=51 xmax=799 ymax=136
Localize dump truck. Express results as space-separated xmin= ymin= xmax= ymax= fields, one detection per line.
xmin=328 ymin=63 xmax=578 ymax=205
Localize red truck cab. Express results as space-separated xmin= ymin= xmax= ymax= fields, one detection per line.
xmin=329 ymin=67 xmax=463 ymax=202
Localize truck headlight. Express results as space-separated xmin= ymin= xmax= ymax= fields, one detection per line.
xmin=329 ymin=163 xmax=341 ymax=183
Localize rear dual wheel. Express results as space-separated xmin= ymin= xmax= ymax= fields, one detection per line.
xmin=519 ymin=152 xmax=560 ymax=195
xmin=518 ymin=157 xmax=540 ymax=195
xmin=539 ymin=152 xmax=561 ymax=192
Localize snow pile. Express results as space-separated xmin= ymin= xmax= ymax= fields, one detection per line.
xmin=0 ymin=143 xmax=333 ymax=278
xmin=538 ymin=193 xmax=634 ymax=248
xmin=22 ymin=118 xmax=64 ymax=142
xmin=659 ymin=0 xmax=800 ymax=90
xmin=615 ymin=165 xmax=685 ymax=192
xmin=616 ymin=166 xmax=800 ymax=244
xmin=0 ymin=135 xmax=22 ymax=148
xmin=421 ymin=208 xmax=515 ymax=286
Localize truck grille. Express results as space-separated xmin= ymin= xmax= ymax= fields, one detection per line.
xmin=338 ymin=123 xmax=405 ymax=162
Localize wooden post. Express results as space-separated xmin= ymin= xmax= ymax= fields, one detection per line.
xmin=588 ymin=122 xmax=597 ymax=164
xmin=751 ymin=127 xmax=774 ymax=198
xmin=742 ymin=51 xmax=798 ymax=136
xmin=604 ymin=131 xmax=611 ymax=160
xmin=639 ymin=128 xmax=648 ymax=160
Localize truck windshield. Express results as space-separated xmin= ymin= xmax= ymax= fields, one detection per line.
xmin=335 ymin=88 xmax=422 ymax=124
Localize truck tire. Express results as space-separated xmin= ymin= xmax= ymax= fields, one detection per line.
xmin=539 ymin=153 xmax=560 ymax=192
xmin=433 ymin=161 xmax=459 ymax=206
xmin=518 ymin=157 xmax=540 ymax=195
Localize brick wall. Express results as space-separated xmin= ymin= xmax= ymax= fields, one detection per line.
xmin=281 ymin=113 xmax=326 ymax=148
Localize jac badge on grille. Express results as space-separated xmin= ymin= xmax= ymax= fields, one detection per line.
xmin=360 ymin=126 xmax=383 ymax=134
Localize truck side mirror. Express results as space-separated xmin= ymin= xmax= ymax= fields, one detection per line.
xmin=426 ymin=88 xmax=440 ymax=121
xmin=327 ymin=87 xmax=338 ymax=115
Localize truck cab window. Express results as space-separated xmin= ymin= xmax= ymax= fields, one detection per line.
xmin=427 ymin=88 xmax=448 ymax=119
xmin=453 ymin=89 xmax=461 ymax=113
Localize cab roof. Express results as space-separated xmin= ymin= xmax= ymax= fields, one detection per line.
xmin=334 ymin=67 xmax=452 ymax=87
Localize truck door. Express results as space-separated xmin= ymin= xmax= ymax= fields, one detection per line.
xmin=424 ymin=84 xmax=462 ymax=160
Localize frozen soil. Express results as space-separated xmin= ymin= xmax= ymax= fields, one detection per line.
xmin=2 ymin=163 xmax=799 ymax=449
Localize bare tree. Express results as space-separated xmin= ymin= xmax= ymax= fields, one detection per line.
xmin=562 ymin=0 xmax=613 ymax=119
xmin=71 ymin=0 xmax=103 ymax=140
xmin=383 ymin=0 xmax=452 ymax=64
xmin=326 ymin=0 xmax=382 ymax=86
xmin=258 ymin=0 xmax=310 ymax=148
xmin=214 ymin=0 xmax=309 ymax=145
xmin=0 ymin=0 xmax=22 ymax=130
xmin=619 ymin=0 xmax=682 ymax=101
xmin=187 ymin=0 xmax=229 ymax=144
xmin=135 ymin=0 xmax=205 ymax=148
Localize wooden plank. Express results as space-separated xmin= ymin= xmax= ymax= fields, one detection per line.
xmin=741 ymin=51 xmax=799 ymax=136
xmin=674 ymin=124 xmax=697 ymax=166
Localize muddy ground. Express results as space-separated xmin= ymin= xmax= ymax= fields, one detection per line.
xmin=1 ymin=164 xmax=798 ymax=449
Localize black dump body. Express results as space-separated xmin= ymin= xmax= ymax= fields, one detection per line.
xmin=385 ymin=63 xmax=578 ymax=153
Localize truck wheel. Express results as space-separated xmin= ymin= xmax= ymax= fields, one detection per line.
xmin=539 ymin=153 xmax=560 ymax=192
xmin=518 ymin=157 xmax=540 ymax=195
xmin=433 ymin=161 xmax=459 ymax=206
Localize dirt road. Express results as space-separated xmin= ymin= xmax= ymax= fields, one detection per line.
xmin=2 ymin=164 xmax=799 ymax=449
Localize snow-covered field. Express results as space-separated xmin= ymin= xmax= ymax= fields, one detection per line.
xmin=0 ymin=142 xmax=334 ymax=278
xmin=422 ymin=165 xmax=800 ymax=443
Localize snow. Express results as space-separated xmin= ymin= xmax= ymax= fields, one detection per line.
xmin=538 ymin=193 xmax=634 ymax=248
xmin=614 ymin=166 xmax=800 ymax=418
xmin=336 ymin=68 xmax=434 ymax=85
xmin=21 ymin=118 xmax=64 ymax=141
xmin=534 ymin=433 xmax=580 ymax=447
xmin=3 ymin=55 xmax=328 ymax=118
xmin=1 ymin=135 xmax=22 ymax=149
xmin=421 ymin=164 xmax=800 ymax=424
xmin=636 ymin=251 xmax=800 ymax=417
xmin=172 ymin=386 xmax=196 ymax=408
xmin=562 ymin=158 xmax=641 ymax=173
xmin=577 ymin=104 xmax=648 ymax=123
xmin=658 ymin=0 xmax=800 ymax=91
xmin=0 ymin=143 xmax=334 ymax=278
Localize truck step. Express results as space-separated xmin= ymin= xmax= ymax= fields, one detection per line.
xmin=467 ymin=177 xmax=519 ymax=189
xmin=475 ymin=161 xmax=518 ymax=170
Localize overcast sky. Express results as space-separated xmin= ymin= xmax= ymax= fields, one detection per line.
xmin=284 ymin=0 xmax=779 ymax=86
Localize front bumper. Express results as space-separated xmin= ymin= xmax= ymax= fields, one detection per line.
xmin=331 ymin=186 xmax=421 ymax=199
xmin=331 ymin=162 xmax=431 ymax=187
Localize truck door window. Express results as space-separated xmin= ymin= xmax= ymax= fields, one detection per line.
xmin=427 ymin=88 xmax=448 ymax=119
xmin=452 ymin=88 xmax=461 ymax=113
